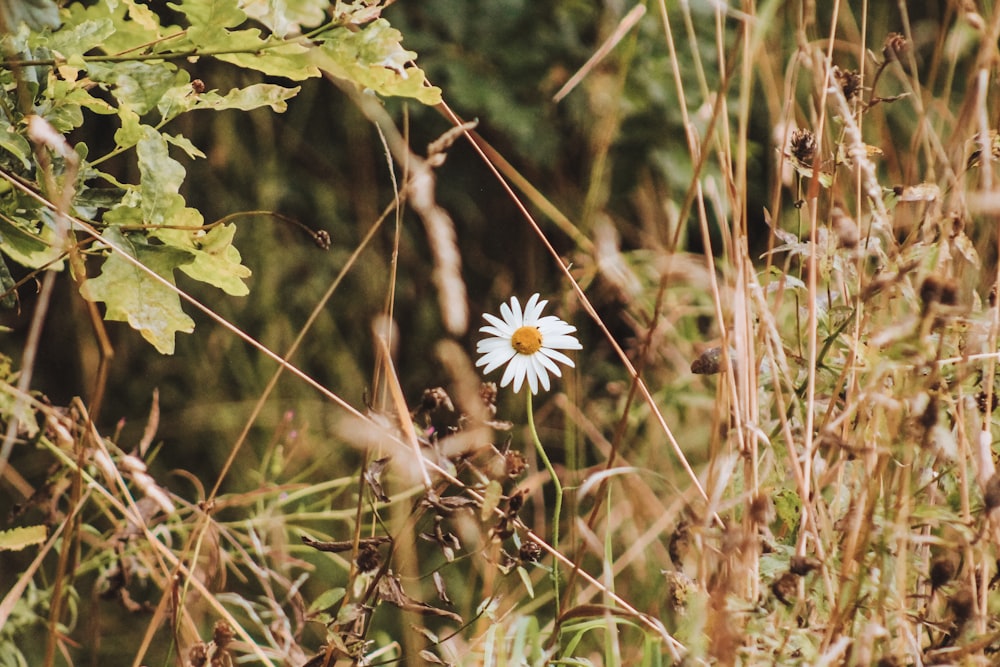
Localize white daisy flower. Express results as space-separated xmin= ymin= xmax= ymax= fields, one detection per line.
xmin=475 ymin=293 xmax=582 ymax=394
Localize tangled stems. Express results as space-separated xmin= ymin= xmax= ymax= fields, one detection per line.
xmin=526 ymin=392 xmax=562 ymax=617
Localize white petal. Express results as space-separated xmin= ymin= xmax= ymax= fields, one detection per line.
xmin=539 ymin=347 xmax=575 ymax=368
xmin=502 ymin=297 xmax=522 ymax=328
xmin=529 ymin=355 xmax=549 ymax=392
xmin=477 ymin=336 xmax=512 ymax=353
xmin=502 ymin=355 xmax=527 ymax=392
xmin=524 ymin=357 xmax=540 ymax=394
xmin=482 ymin=313 xmax=513 ymax=334
xmin=478 ymin=347 xmax=517 ymax=373
xmin=536 ymin=317 xmax=577 ymax=336
xmin=542 ymin=334 xmax=582 ymax=351
xmin=534 ymin=350 xmax=563 ymax=377
xmin=479 ymin=325 xmax=508 ymax=339
xmin=523 ymin=294 xmax=546 ymax=325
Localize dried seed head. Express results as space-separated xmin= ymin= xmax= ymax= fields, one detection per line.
xmin=949 ymin=586 xmax=975 ymax=625
xmin=984 ymin=473 xmax=1000 ymax=513
xmin=507 ymin=487 xmax=527 ymax=515
xmin=771 ymin=571 xmax=799 ymax=606
xmin=691 ymin=346 xmax=727 ymax=375
xmin=519 ymin=540 xmax=542 ymax=563
xmin=789 ymin=555 xmax=822 ymax=576
xmin=664 ymin=570 xmax=695 ymax=611
xmin=479 ymin=382 xmax=498 ymax=418
xmin=188 ymin=643 xmax=208 ymax=667
xmin=919 ymin=394 xmax=939 ymax=430
xmin=504 ymin=450 xmax=527 ymax=478
xmin=356 ymin=544 xmax=381 ymax=573
xmin=790 ymin=128 xmax=817 ymax=165
xmin=882 ymin=32 xmax=908 ymax=62
xmin=976 ymin=390 xmax=998 ymax=414
xmin=312 ymin=229 xmax=331 ymax=250
xmin=833 ymin=66 xmax=862 ymax=103
xmin=929 ymin=555 xmax=957 ymax=590
xmin=919 ymin=276 xmax=958 ymax=308
xmin=212 ymin=620 xmax=234 ymax=649
xmin=668 ymin=521 xmax=691 ymax=566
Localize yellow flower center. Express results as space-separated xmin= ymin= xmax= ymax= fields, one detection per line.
xmin=511 ymin=326 xmax=543 ymax=355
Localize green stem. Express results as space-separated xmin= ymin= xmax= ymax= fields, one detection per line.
xmin=526 ymin=391 xmax=562 ymax=618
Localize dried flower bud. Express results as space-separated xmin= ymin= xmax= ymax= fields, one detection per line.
xmin=789 ymin=555 xmax=821 ymax=576
xmin=790 ymin=128 xmax=817 ymax=165
xmin=668 ymin=521 xmax=691 ymax=566
xmin=519 ymin=540 xmax=542 ymax=563
xmin=919 ymin=394 xmax=938 ymax=430
xmin=985 ymin=473 xmax=1000 ymax=513
xmin=929 ymin=555 xmax=957 ymax=590
xmin=882 ymin=32 xmax=908 ymax=62
xmin=356 ymin=544 xmax=381 ymax=573
xmin=771 ymin=571 xmax=799 ymax=605
xmin=507 ymin=487 xmax=527 ymax=515
xmin=949 ymin=586 xmax=975 ymax=625
xmin=312 ymin=229 xmax=331 ymax=250
xmin=188 ymin=643 xmax=208 ymax=667
xmin=212 ymin=620 xmax=234 ymax=649
xmin=833 ymin=66 xmax=862 ymax=103
xmin=976 ymin=390 xmax=998 ymax=414
xmin=919 ymin=276 xmax=957 ymax=307
xmin=691 ymin=346 xmax=727 ymax=375
xmin=504 ymin=450 xmax=527 ymax=478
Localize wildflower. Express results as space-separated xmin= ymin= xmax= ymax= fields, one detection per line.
xmin=476 ymin=294 xmax=582 ymax=394
xmin=789 ymin=128 xmax=817 ymax=166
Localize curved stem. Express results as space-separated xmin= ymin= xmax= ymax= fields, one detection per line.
xmin=526 ymin=392 xmax=562 ymax=618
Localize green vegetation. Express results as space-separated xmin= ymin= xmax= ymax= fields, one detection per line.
xmin=2 ymin=1 xmax=1000 ymax=665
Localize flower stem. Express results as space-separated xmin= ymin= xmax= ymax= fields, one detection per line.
xmin=526 ymin=392 xmax=562 ymax=617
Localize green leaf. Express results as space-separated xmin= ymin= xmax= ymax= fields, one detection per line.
xmin=163 ymin=133 xmax=206 ymax=160
xmin=0 ymin=116 xmax=31 ymax=169
xmin=314 ymin=20 xmax=442 ymax=104
xmin=47 ymin=18 xmax=115 ymax=58
xmin=243 ymin=0 xmax=329 ymax=37
xmin=219 ymin=40 xmax=320 ymax=80
xmin=167 ymin=0 xmax=247 ymax=49
xmin=175 ymin=223 xmax=251 ymax=296
xmin=63 ymin=1 xmax=171 ymax=55
xmin=0 ymin=214 xmax=66 ymax=270
xmin=133 ymin=128 xmax=251 ymax=294
xmin=113 ymin=105 xmax=143 ymax=151
xmin=0 ymin=524 xmax=47 ymax=552
xmin=0 ymin=253 xmax=16 ymax=309
xmin=194 ymin=83 xmax=301 ymax=112
xmin=87 ymin=61 xmax=183 ymax=116
xmin=80 ymin=226 xmax=196 ymax=354
xmin=137 ymin=126 xmax=185 ymax=196
xmin=0 ymin=0 xmax=60 ymax=31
